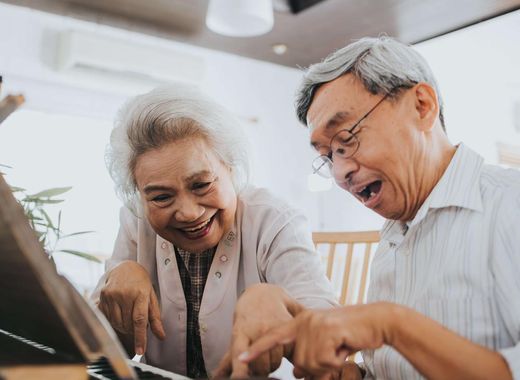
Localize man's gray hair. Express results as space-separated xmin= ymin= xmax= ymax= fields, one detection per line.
xmin=296 ymin=36 xmax=445 ymax=131
xmin=106 ymin=84 xmax=250 ymax=213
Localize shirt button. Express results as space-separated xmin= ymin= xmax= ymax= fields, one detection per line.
xmin=215 ymin=271 xmax=222 ymax=278
xmin=220 ymin=255 xmax=228 ymax=263
xmin=164 ymin=258 xmax=171 ymax=265
xmin=161 ymin=242 xmax=167 ymax=249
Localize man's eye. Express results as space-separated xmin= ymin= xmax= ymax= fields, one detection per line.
xmin=338 ymin=136 xmax=356 ymax=146
xmin=335 ymin=147 xmax=346 ymax=156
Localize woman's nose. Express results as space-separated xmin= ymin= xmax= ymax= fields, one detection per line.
xmin=174 ymin=197 xmax=205 ymax=223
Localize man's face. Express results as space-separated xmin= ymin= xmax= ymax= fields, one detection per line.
xmin=308 ymin=74 xmax=425 ymax=221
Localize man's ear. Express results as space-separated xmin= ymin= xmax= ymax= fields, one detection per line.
xmin=413 ymin=82 xmax=439 ymax=132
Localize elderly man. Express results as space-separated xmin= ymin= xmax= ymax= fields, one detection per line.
xmin=230 ymin=36 xmax=520 ymax=380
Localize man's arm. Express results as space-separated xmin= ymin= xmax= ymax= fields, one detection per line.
xmin=242 ymin=303 xmax=513 ymax=380
xmin=388 ymin=304 xmax=512 ymax=380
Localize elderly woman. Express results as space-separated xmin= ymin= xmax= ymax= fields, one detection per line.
xmin=92 ymin=84 xmax=336 ymax=378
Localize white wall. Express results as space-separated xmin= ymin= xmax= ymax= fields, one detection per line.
xmin=415 ymin=10 xmax=520 ymax=163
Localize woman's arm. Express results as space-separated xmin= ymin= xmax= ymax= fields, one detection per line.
xmin=215 ymin=198 xmax=338 ymax=377
xmin=93 ymin=207 xmax=165 ymax=356
xmin=257 ymin=205 xmax=337 ymax=308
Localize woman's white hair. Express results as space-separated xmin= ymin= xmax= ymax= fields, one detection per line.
xmin=106 ymin=84 xmax=250 ymax=214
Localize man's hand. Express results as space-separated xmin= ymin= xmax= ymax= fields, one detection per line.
xmin=306 ymin=362 xmax=364 ymax=380
xmin=240 ymin=303 xmax=391 ymax=378
xmin=213 ymin=283 xmax=305 ymax=378
xmin=97 ymin=260 xmax=166 ymax=355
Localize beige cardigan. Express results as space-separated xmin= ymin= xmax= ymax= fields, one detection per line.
xmin=93 ymin=187 xmax=337 ymax=376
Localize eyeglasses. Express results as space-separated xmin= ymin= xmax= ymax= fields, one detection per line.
xmin=311 ymin=92 xmax=392 ymax=179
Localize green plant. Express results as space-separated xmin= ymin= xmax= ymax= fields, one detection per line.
xmin=1 ymin=164 xmax=101 ymax=263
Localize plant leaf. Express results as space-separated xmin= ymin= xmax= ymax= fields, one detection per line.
xmin=9 ymin=186 xmax=26 ymax=192
xmin=58 ymin=249 xmax=102 ymax=263
xmin=30 ymin=187 xmax=72 ymax=198
xmin=39 ymin=209 xmax=56 ymax=230
xmin=22 ymin=198 xmax=65 ymax=204
xmin=61 ymin=230 xmax=95 ymax=238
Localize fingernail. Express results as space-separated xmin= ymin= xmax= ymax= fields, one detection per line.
xmin=136 ymin=347 xmax=144 ymax=356
xmin=238 ymin=351 xmax=249 ymax=361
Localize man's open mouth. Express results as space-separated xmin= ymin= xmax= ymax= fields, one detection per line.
xmin=356 ymin=180 xmax=382 ymax=205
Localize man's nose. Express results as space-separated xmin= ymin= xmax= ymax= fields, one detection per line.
xmin=332 ymin=156 xmax=358 ymax=188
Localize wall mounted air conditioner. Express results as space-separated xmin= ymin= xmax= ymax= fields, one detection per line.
xmin=54 ymin=30 xmax=206 ymax=94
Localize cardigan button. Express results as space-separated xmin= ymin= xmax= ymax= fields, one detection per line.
xmin=215 ymin=271 xmax=222 ymax=279
xmin=220 ymin=255 xmax=228 ymax=263
xmin=164 ymin=258 xmax=171 ymax=265
xmin=161 ymin=242 xmax=167 ymax=249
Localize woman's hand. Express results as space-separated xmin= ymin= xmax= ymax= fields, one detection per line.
xmin=240 ymin=303 xmax=391 ymax=378
xmin=213 ymin=283 xmax=305 ymax=378
xmin=97 ymin=260 xmax=166 ymax=355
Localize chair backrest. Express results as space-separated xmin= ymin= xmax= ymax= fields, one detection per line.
xmin=313 ymin=231 xmax=380 ymax=305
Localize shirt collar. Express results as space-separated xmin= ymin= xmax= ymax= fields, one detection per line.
xmin=408 ymin=143 xmax=484 ymax=229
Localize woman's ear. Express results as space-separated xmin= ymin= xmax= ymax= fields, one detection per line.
xmin=413 ymin=82 xmax=439 ymax=132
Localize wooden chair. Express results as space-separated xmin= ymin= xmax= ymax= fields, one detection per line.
xmin=313 ymin=231 xmax=380 ymax=305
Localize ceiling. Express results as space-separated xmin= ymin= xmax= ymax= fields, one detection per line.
xmin=2 ymin=0 xmax=520 ymax=68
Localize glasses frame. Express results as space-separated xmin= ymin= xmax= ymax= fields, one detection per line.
xmin=312 ymin=91 xmax=393 ymax=178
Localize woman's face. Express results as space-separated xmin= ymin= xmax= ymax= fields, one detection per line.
xmin=134 ymin=137 xmax=237 ymax=253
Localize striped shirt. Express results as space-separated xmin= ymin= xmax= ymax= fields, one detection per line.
xmin=363 ymin=144 xmax=520 ymax=379
xmin=175 ymin=246 xmax=216 ymax=379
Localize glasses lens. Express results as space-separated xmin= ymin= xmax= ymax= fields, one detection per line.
xmin=331 ymin=130 xmax=359 ymax=158
xmin=312 ymin=155 xmax=333 ymax=178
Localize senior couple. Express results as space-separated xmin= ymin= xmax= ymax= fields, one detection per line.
xmin=93 ymin=36 xmax=520 ymax=380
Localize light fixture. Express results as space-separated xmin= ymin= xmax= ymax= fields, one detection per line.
xmin=272 ymin=43 xmax=287 ymax=55
xmin=206 ymin=0 xmax=274 ymax=37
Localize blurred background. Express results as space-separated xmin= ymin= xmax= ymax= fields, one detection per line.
xmin=0 ymin=0 xmax=519 ymax=295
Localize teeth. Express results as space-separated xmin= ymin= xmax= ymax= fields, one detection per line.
xmin=361 ymin=191 xmax=377 ymax=205
xmin=183 ymin=218 xmax=211 ymax=232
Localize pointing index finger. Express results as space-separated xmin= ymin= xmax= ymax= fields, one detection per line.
xmin=239 ymin=320 xmax=297 ymax=364
xmin=230 ymin=332 xmax=251 ymax=379
xmin=132 ymin=294 xmax=150 ymax=355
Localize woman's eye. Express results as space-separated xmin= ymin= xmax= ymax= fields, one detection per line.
xmin=192 ymin=182 xmax=211 ymax=192
xmin=152 ymin=194 xmax=171 ymax=203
